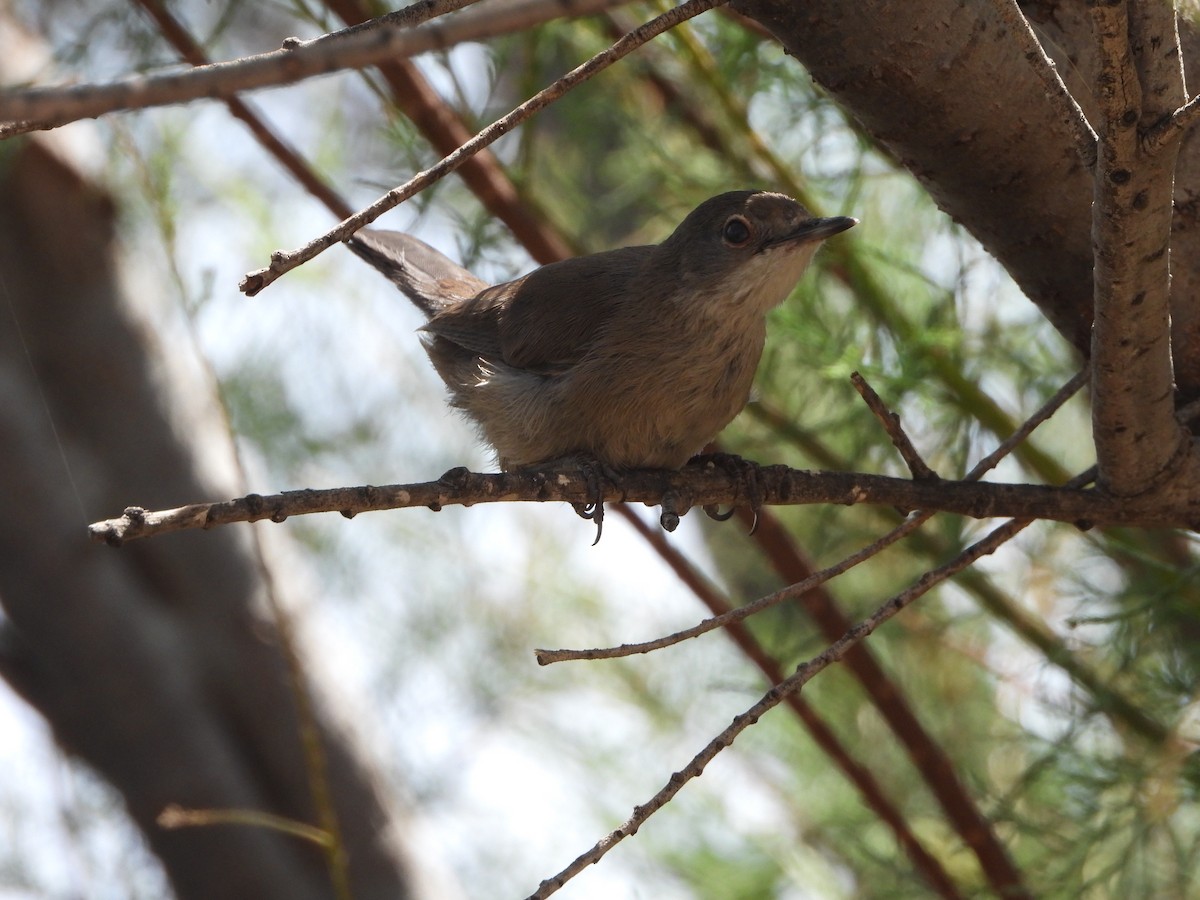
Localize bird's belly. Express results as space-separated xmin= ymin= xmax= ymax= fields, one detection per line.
xmin=440 ymin=325 xmax=765 ymax=470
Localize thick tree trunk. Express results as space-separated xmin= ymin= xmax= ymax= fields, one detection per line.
xmin=0 ymin=137 xmax=419 ymax=899
xmin=736 ymin=0 xmax=1200 ymax=401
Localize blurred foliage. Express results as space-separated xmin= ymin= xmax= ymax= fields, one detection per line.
xmin=6 ymin=0 xmax=1200 ymax=898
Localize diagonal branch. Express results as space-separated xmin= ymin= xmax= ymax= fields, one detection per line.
xmin=618 ymin=510 xmax=964 ymax=899
xmin=1089 ymin=0 xmax=1189 ymax=496
xmin=324 ymin=0 xmax=574 ymax=263
xmin=851 ymin=371 xmax=939 ymax=480
xmin=995 ymin=0 xmax=1098 ymax=166
xmin=528 ymin=511 xmax=1051 ymax=899
xmin=238 ymin=0 xmax=729 ymax=295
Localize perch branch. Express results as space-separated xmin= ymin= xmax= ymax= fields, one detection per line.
xmin=537 ymin=369 xmax=1089 ymax=662
xmin=89 ymin=461 xmax=1182 ymax=547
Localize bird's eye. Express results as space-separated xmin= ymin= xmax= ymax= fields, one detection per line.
xmin=722 ymin=216 xmax=752 ymax=246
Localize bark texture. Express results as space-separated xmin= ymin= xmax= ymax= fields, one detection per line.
xmin=736 ymin=0 xmax=1200 ymax=402
xmin=0 ymin=138 xmax=417 ymax=900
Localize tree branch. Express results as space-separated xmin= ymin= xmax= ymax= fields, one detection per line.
xmin=88 ymin=456 xmax=1195 ymax=546
xmin=851 ymin=371 xmax=939 ymax=480
xmin=0 ymin=0 xmax=477 ymax=131
xmin=613 ymin=510 xmax=965 ymax=900
xmin=1089 ymin=0 xmax=1189 ymax=496
xmin=996 ymin=0 xmax=1098 ymax=166
xmin=0 ymin=0 xmax=634 ymax=134
xmin=528 ymin=513 xmax=1042 ymax=899
xmin=238 ymin=0 xmax=729 ymax=295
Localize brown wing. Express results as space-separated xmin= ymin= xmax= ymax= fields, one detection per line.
xmin=422 ymin=245 xmax=651 ymax=375
xmin=421 ymin=278 xmax=519 ymax=361
xmin=495 ymin=245 xmax=651 ymax=373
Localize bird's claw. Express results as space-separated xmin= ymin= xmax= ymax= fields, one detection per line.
xmin=690 ymin=452 xmax=765 ymax=534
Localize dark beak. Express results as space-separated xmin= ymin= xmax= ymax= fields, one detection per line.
xmin=771 ymin=215 xmax=858 ymax=247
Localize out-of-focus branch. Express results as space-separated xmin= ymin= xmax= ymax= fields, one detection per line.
xmin=1 ymin=0 xmax=634 ymax=135
xmin=0 ymin=0 xmax=480 ymax=131
xmin=132 ymin=0 xmax=354 ymax=219
xmin=325 ymin=0 xmax=574 ymax=263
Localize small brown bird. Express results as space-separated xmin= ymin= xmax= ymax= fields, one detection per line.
xmin=349 ymin=190 xmax=855 ymax=472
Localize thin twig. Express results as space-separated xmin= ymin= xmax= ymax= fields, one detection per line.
xmin=961 ymin=369 xmax=1088 ymax=481
xmin=851 ymin=371 xmax=938 ymax=480
xmin=994 ymin=0 xmax=1097 ymax=166
xmin=537 ymin=369 xmax=1089 ymax=663
xmin=536 ymin=512 xmax=929 ymax=663
xmin=158 ymin=804 xmax=332 ymax=847
xmin=616 ymin=509 xmax=964 ymax=899
xmin=238 ymin=0 xmax=730 ymax=295
xmin=527 ymin=513 xmax=1042 ymax=899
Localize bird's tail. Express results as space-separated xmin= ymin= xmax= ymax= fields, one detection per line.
xmin=347 ymin=229 xmax=486 ymax=318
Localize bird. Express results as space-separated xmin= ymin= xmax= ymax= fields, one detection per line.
xmin=348 ymin=190 xmax=856 ymax=478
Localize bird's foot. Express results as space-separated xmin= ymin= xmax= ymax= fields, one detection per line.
xmin=518 ymin=456 xmax=623 ymax=545
xmin=688 ymin=452 xmax=766 ymax=534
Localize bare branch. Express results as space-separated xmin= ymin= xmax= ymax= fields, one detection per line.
xmin=537 ymin=511 xmax=929 ymax=663
xmin=962 ymin=369 xmax=1089 ymax=480
xmin=1089 ymin=0 xmax=1189 ymax=496
xmin=994 ymin=0 xmax=1098 ymax=166
xmin=527 ymin=514 xmax=1040 ymax=899
xmin=0 ymin=0 xmax=635 ymax=134
xmin=612 ymin=510 xmax=964 ymax=900
xmin=851 ymin=371 xmax=938 ymax=480
xmin=88 ymin=459 xmax=1183 ymax=546
xmin=239 ymin=0 xmax=730 ymax=295
xmin=0 ymin=0 xmax=477 ymax=131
